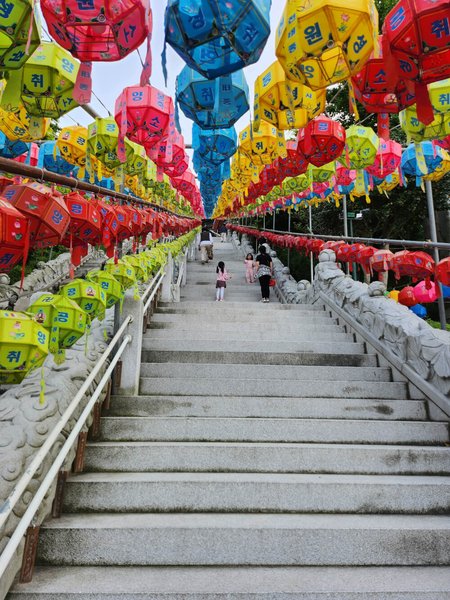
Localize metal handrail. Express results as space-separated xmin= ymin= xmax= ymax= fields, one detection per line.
xmin=0 ymin=333 xmax=132 ymax=581
xmin=0 ymin=314 xmax=133 ymax=533
xmin=143 ymin=270 xmax=165 ymax=313
xmin=241 ymin=226 xmax=450 ymax=252
xmin=141 ymin=267 xmax=164 ymax=304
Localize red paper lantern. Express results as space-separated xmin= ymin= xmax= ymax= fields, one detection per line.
xmin=390 ymin=250 xmax=435 ymax=283
xmin=382 ymin=0 xmax=450 ymax=125
xmin=371 ymin=248 xmax=395 ymax=276
xmin=398 ymin=285 xmax=418 ymax=306
xmin=336 ymin=167 xmax=356 ymax=187
xmin=41 ymin=0 xmax=152 ymax=63
xmin=355 ymin=245 xmax=377 ymax=276
xmin=156 ymin=132 xmax=189 ymax=179
xmin=435 ymin=135 xmax=450 ymax=152
xmin=115 ymin=85 xmax=173 ymax=159
xmin=366 ymin=139 xmax=403 ymax=178
xmin=2 ymin=183 xmax=70 ymax=249
xmin=436 ymin=257 xmax=450 ymax=286
xmin=64 ymin=192 xmax=102 ymax=245
xmin=276 ymin=140 xmax=309 ymax=179
xmin=0 ymin=198 xmax=28 ymax=272
xmin=299 ymin=116 xmax=346 ymax=167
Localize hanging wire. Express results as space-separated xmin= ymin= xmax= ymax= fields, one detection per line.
xmin=136 ymin=48 xmax=145 ymax=69
xmin=91 ymin=90 xmax=112 ymax=116
xmin=355 ymin=112 xmax=375 ymax=127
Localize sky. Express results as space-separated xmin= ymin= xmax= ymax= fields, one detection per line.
xmin=55 ymin=1 xmax=286 ymax=171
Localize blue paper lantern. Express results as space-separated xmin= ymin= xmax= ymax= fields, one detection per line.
xmin=401 ymin=142 xmax=444 ymax=186
xmin=165 ymin=0 xmax=271 ymax=79
xmin=192 ymin=124 xmax=237 ymax=166
xmin=409 ymin=304 xmax=427 ymax=319
xmin=176 ymin=66 xmax=249 ymax=129
xmin=441 ymin=284 xmax=450 ymax=299
xmin=0 ymin=132 xmax=29 ymax=159
xmin=38 ymin=141 xmax=74 ymax=175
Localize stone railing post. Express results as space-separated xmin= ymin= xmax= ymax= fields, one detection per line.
xmin=161 ymin=251 xmax=173 ymax=303
xmin=181 ymin=250 xmax=188 ymax=287
xmin=115 ymin=289 xmax=143 ymax=397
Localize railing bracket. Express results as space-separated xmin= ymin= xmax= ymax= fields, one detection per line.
xmin=19 ymin=525 xmax=40 ymax=583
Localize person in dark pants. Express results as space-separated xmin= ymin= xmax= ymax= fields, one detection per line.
xmin=255 ymin=245 xmax=273 ymax=303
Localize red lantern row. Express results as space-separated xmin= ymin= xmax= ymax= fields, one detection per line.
xmin=228 ymin=225 xmax=448 ymax=288
xmin=0 ymin=183 xmax=198 ymax=272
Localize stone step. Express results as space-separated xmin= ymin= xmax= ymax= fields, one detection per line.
xmin=99 ymin=417 xmax=448 ymax=445
xmin=140 ymin=363 xmax=392 ymax=383
xmin=138 ymin=378 xmax=405 ymax=399
xmin=156 ymin=302 xmax=325 ymax=313
xmin=108 ymin=395 xmax=426 ymax=420
xmin=36 ymin=513 xmax=450 ymax=566
xmin=144 ymin=330 xmax=354 ymax=342
xmin=142 ymin=339 xmax=368 ymax=355
xmin=63 ymin=472 xmax=450 ymax=515
xmin=84 ymin=442 xmax=450 ymax=475
xmin=9 ymin=566 xmax=450 ymax=599
xmin=149 ymin=314 xmax=339 ymax=327
xmin=141 ymin=350 xmax=377 ymax=367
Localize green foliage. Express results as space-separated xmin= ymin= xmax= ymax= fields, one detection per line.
xmin=7 ymin=246 xmax=68 ymax=285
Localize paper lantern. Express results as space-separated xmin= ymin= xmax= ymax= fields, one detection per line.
xmin=64 ymin=192 xmax=102 ymax=261
xmin=239 ymin=122 xmax=286 ymax=167
xmin=104 ymin=259 xmax=137 ymax=289
xmin=382 ymin=0 xmax=450 ymax=125
xmin=390 ymin=250 xmax=435 ymax=283
xmin=371 ymin=248 xmax=394 ymax=278
xmin=388 ymin=289 xmax=399 ymax=301
xmin=165 ymin=0 xmax=271 ymax=79
xmin=366 ymin=139 xmax=402 ymax=178
xmin=41 ymin=0 xmax=152 ymax=63
xmin=87 ymin=270 xmax=123 ymax=308
xmin=398 ymin=286 xmax=417 ymax=306
xmin=87 ymin=117 xmax=121 ymax=172
xmin=436 ymin=257 xmax=450 ymax=287
xmin=2 ymin=182 xmax=70 ymax=249
xmin=28 ymin=293 xmax=88 ymax=358
xmin=17 ymin=42 xmax=80 ymax=118
xmin=254 ymin=60 xmax=325 ymax=131
xmin=414 ymin=280 xmax=439 ymax=303
xmin=56 ymin=126 xmax=88 ymax=171
xmin=277 ymin=140 xmax=309 ymax=179
xmin=0 ymin=311 xmax=48 ymax=384
xmin=410 ymin=303 xmax=427 ymax=318
xmin=276 ymin=0 xmax=379 ymax=89
xmin=341 ymin=125 xmax=379 ymax=169
xmin=400 ymin=106 xmax=450 ymax=143
xmin=154 ymin=130 xmax=188 ymax=178
xmin=309 ymin=162 xmax=336 ymax=183
xmin=0 ymin=0 xmax=41 ymax=71
xmin=37 ymin=141 xmax=74 ymax=176
xmin=123 ymin=254 xmax=148 ymax=281
xmin=14 ymin=142 xmax=39 ymax=166
xmin=115 ymin=84 xmax=173 ymax=156
xmin=355 ymin=245 xmax=377 ymax=275
xmin=0 ymin=198 xmax=28 ymax=272
xmin=0 ymin=104 xmax=50 ymax=142
xmin=436 ymin=135 xmax=450 ymax=151
xmin=61 ymin=279 xmax=107 ymax=321
xmin=300 ymin=116 xmax=346 ymax=167
xmin=176 ymin=66 xmax=249 ymax=130
xmin=336 ymin=166 xmax=357 ymax=187
xmin=193 ymin=124 xmax=237 ymax=167
xmin=401 ymin=141 xmax=444 ymax=185
xmin=282 ymin=172 xmax=312 ymax=194
xmin=0 ymin=132 xmax=29 ymax=159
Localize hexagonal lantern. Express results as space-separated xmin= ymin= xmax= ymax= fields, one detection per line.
xmin=0 ymin=0 xmax=41 ymax=72
xmin=61 ymin=279 xmax=107 ymax=321
xmin=0 ymin=198 xmax=28 ymax=272
xmin=87 ymin=270 xmax=124 ymax=308
xmin=176 ymin=66 xmax=249 ymax=129
xmin=0 ymin=311 xmax=48 ymax=384
xmin=165 ymin=0 xmax=271 ymax=79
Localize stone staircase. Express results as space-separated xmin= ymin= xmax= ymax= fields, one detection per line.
xmin=9 ymin=242 xmax=450 ymax=598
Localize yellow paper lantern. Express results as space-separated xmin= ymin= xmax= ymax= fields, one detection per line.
xmin=254 ymin=60 xmax=325 ymax=131
xmin=0 ymin=103 xmax=50 ymax=141
xmin=239 ymin=122 xmax=286 ymax=167
xmin=57 ymin=125 xmax=88 ymax=174
xmin=276 ymin=0 xmax=378 ymax=90
xmin=0 ymin=0 xmax=41 ymax=72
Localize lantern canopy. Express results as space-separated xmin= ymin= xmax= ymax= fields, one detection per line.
xmin=17 ymin=42 xmax=80 ymax=118
xmin=0 ymin=0 xmax=41 ymax=72
xmin=164 ymin=0 xmax=271 ymax=79
xmin=253 ymin=60 xmax=325 ymax=131
xmin=0 ymin=104 xmax=50 ymax=142
xmin=0 ymin=312 xmax=48 ymax=384
xmin=276 ymin=0 xmax=379 ymax=89
xmin=2 ymin=182 xmax=70 ymax=249
xmin=382 ymin=0 xmax=450 ymax=125
xmin=176 ymin=66 xmax=249 ymax=130
xmin=41 ymin=0 xmax=152 ymax=63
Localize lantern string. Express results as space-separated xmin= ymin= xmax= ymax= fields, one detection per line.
xmin=91 ymin=91 xmax=112 ymax=117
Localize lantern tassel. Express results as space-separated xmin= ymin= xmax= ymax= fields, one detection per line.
xmin=73 ymin=62 xmax=93 ymax=105
xmin=19 ymin=224 xmax=31 ymax=292
xmin=162 ymin=41 xmax=168 ymax=87
xmin=415 ymin=83 xmax=434 ymax=126
xmin=25 ymin=0 xmax=36 ymax=56
xmin=140 ymin=6 xmax=153 ymax=86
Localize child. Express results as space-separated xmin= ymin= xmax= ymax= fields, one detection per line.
xmin=244 ymin=253 xmax=255 ymax=284
xmin=216 ymin=261 xmax=231 ymax=301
